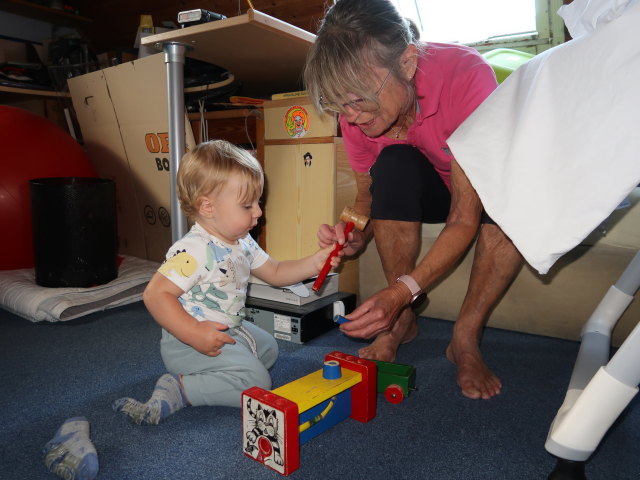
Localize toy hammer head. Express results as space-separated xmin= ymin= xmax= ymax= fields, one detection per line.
xmin=339 ymin=206 xmax=369 ymax=232
xmin=311 ymin=206 xmax=370 ymax=293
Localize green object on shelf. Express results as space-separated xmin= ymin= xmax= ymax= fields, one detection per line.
xmin=483 ymin=48 xmax=535 ymax=84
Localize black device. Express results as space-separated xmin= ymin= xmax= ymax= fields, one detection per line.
xmin=177 ymin=9 xmax=226 ymax=28
xmin=244 ymin=292 xmax=357 ymax=344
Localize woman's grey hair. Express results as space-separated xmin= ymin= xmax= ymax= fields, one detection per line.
xmin=304 ymin=0 xmax=423 ymax=115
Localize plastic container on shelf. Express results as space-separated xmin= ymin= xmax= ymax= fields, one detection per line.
xmin=482 ymin=48 xmax=535 ymax=83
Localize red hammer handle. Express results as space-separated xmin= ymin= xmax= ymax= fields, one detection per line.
xmin=312 ymin=221 xmax=354 ymax=292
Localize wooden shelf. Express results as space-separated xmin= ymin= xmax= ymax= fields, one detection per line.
xmin=187 ymin=107 xmax=264 ymax=147
xmin=0 ymin=85 xmax=69 ymax=98
xmin=0 ymin=0 xmax=92 ymax=28
xmin=186 ymin=108 xmax=260 ymax=121
xmin=142 ymin=9 xmax=315 ymax=98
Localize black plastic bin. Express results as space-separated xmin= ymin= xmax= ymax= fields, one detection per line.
xmin=29 ymin=177 xmax=118 ymax=288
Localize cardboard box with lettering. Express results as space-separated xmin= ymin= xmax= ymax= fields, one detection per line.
xmin=68 ymin=54 xmax=196 ymax=262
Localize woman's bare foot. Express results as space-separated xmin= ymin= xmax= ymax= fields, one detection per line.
xmin=358 ymin=310 xmax=419 ymax=362
xmin=445 ymin=339 xmax=502 ymax=399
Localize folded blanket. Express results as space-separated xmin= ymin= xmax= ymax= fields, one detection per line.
xmin=448 ymin=0 xmax=640 ymax=274
xmin=0 ymin=256 xmax=160 ymax=322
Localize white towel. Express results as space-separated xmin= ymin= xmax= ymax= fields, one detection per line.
xmin=0 ymin=256 xmax=159 ymax=322
xmin=447 ymin=0 xmax=640 ymax=274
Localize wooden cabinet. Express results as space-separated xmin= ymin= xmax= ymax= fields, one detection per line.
xmin=262 ymin=97 xmax=359 ymax=296
xmin=264 ymin=141 xmax=338 ymax=258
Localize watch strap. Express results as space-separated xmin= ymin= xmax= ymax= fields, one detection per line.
xmin=396 ymin=274 xmax=422 ymax=302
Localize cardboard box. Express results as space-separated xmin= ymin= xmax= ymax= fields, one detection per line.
xmin=95 ymin=50 xmax=138 ymax=69
xmin=68 ymin=54 xmax=196 ymax=262
xmin=247 ymin=273 xmax=339 ymax=306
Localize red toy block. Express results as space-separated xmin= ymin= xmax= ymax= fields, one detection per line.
xmin=242 ymin=386 xmax=300 ymax=475
xmin=325 ymin=351 xmax=377 ymax=422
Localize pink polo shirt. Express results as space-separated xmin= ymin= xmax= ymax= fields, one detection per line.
xmin=340 ymin=42 xmax=497 ymax=190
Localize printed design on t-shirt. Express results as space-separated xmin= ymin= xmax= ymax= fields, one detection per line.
xmin=182 ymin=237 xmax=246 ymax=325
xmin=205 ymin=239 xmax=240 ymax=290
xmin=242 ymin=236 xmax=262 ymax=262
xmin=205 ymin=241 xmax=232 ymax=271
xmin=158 ymin=250 xmax=198 ymax=278
xmin=185 ymin=302 xmax=206 ymax=319
xmin=217 ymin=258 xmax=237 ymax=288
xmin=225 ymin=292 xmax=245 ymax=324
xmin=189 ymin=283 xmax=228 ymax=313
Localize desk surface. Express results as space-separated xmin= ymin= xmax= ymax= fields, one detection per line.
xmin=142 ymin=9 xmax=316 ymax=98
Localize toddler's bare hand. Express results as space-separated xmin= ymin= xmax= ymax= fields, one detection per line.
xmin=188 ymin=320 xmax=235 ymax=357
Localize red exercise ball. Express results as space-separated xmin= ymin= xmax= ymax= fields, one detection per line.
xmin=0 ymin=106 xmax=97 ymax=270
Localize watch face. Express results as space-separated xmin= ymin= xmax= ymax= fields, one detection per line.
xmin=412 ymin=292 xmax=427 ymax=309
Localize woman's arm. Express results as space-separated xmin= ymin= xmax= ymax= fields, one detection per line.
xmin=340 ymin=158 xmax=482 ymax=338
xmin=409 ymin=157 xmax=483 ymax=290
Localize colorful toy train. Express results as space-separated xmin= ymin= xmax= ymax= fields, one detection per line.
xmin=241 ymin=351 xmax=416 ymax=475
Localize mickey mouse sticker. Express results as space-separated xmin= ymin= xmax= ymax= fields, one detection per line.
xmin=284 ymin=105 xmax=310 ymax=138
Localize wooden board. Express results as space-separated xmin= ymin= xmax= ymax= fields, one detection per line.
xmin=0 ymin=86 xmax=69 ymax=98
xmin=141 ymin=9 xmax=315 ymax=98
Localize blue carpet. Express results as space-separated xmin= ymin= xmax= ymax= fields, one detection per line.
xmin=0 ymin=301 xmax=638 ymax=480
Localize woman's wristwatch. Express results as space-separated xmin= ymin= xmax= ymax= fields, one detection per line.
xmin=395 ymin=275 xmax=427 ymax=307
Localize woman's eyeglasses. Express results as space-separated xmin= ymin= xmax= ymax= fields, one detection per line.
xmin=319 ymin=68 xmax=394 ymax=114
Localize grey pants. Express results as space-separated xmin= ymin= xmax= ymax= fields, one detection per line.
xmin=160 ymin=321 xmax=278 ymax=408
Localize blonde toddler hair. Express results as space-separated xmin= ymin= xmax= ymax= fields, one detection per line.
xmin=177 ymin=140 xmax=263 ymax=220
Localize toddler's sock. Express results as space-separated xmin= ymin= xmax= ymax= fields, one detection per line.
xmin=43 ymin=416 xmax=98 ymax=480
xmin=113 ymin=373 xmax=187 ymax=425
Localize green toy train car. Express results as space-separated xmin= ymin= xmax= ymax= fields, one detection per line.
xmin=372 ymin=359 xmax=417 ymax=404
xmin=334 ymin=317 xmax=417 ymax=404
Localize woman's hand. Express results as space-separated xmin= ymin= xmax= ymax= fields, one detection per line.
xmin=317 ymin=222 xmax=366 ymax=257
xmin=339 ymin=283 xmax=410 ymax=338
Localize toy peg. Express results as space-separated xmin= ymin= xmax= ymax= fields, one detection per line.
xmin=312 ymin=207 xmax=370 ymax=293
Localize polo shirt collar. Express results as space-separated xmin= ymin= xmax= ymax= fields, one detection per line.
xmin=414 ymin=46 xmax=444 ymax=123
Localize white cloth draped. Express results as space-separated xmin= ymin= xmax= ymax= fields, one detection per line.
xmin=447 ymin=0 xmax=640 ymax=274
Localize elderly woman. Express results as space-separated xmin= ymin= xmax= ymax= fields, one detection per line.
xmin=304 ymin=0 xmax=523 ymax=400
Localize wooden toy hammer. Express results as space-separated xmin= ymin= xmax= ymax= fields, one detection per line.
xmin=312 ymin=206 xmax=369 ymax=293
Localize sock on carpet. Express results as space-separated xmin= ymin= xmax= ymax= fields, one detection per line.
xmin=112 ymin=373 xmax=187 ymax=425
xmin=43 ymin=416 xmax=98 ymax=480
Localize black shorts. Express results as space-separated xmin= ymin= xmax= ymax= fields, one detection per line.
xmin=368 ymin=144 xmax=495 ymax=225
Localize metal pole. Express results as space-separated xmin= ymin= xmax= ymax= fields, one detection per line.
xmin=163 ymin=42 xmax=189 ymax=242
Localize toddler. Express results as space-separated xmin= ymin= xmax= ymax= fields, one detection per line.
xmin=113 ymin=140 xmax=342 ymax=425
